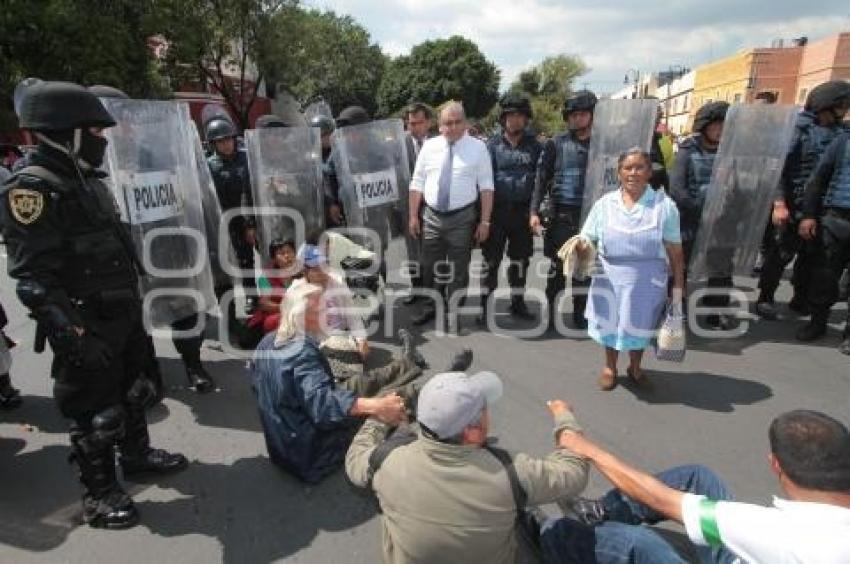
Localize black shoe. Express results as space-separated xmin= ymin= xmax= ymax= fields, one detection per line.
xmin=398 ymin=329 xmax=428 ymax=369
xmin=572 ymin=311 xmax=588 ymax=330
xmin=412 ymin=308 xmax=436 ymax=326
xmin=569 ymin=497 xmax=608 ymax=526
xmin=186 ymin=365 xmax=215 ymax=393
xmin=755 ymin=301 xmax=779 ymax=321
xmin=796 ymin=321 xmax=827 ymax=342
xmin=83 ymin=488 xmax=140 ymax=529
xmin=122 ymin=448 xmax=189 ymax=478
xmin=509 ymin=299 xmax=535 ymax=321
xmin=788 ymin=297 xmax=810 ymax=316
xmin=447 ymin=348 xmax=473 ymax=372
xmin=0 ymin=374 xmax=22 ymax=410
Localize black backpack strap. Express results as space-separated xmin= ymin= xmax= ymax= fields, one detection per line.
xmin=366 ymin=426 xmax=417 ymax=490
xmin=486 ymin=445 xmax=528 ymax=510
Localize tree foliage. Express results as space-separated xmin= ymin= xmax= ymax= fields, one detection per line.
xmin=265 ymin=9 xmax=386 ymax=117
xmin=507 ymin=54 xmax=589 ymax=136
xmin=377 ymin=36 xmax=500 ymax=119
xmin=0 ymin=0 xmax=167 ymax=133
xmin=155 ymin=0 xmax=293 ymax=129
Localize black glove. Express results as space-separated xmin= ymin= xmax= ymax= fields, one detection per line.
xmin=70 ymin=335 xmax=113 ymax=370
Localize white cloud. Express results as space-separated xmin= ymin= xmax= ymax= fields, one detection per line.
xmin=309 ymin=0 xmax=850 ymax=92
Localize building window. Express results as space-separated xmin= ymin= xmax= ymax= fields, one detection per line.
xmin=733 ymin=93 xmax=742 ymax=103
xmin=798 ymin=88 xmax=808 ymax=104
xmin=684 ymin=95 xmax=689 ymax=110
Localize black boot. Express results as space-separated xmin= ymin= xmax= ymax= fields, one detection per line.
xmin=70 ymin=427 xmax=138 ymax=529
xmin=119 ymin=407 xmax=188 ymax=479
xmin=796 ymin=311 xmax=828 ymax=342
xmin=569 ymin=497 xmax=609 ymax=526
xmin=509 ymin=296 xmax=535 ymax=321
xmin=0 ymin=373 xmax=22 ymax=410
xmin=186 ymin=363 xmax=215 ymax=393
xmin=447 ymin=348 xmax=473 ymax=372
xmin=572 ymin=294 xmax=588 ymax=329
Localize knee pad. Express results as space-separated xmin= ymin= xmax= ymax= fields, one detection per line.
xmin=127 ymin=376 xmax=159 ymax=409
xmin=75 ymin=406 xmax=126 ymax=453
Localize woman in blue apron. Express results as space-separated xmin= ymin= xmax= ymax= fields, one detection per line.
xmin=578 ymin=148 xmax=685 ymax=390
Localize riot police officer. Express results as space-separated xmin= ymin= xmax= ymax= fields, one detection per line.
xmin=670 ymin=101 xmax=731 ymax=329
xmin=0 ymin=81 xmax=187 ymax=529
xmin=482 ymin=93 xmax=542 ymax=322
xmin=206 ymin=116 xmax=257 ymax=312
xmin=758 ymin=81 xmax=850 ymax=319
xmin=310 ymin=114 xmax=342 ymax=227
xmin=797 ymin=126 xmax=850 ymax=353
xmin=531 ymin=90 xmax=597 ymax=329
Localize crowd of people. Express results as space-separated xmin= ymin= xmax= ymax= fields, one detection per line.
xmin=1 ymin=76 xmax=849 ymax=563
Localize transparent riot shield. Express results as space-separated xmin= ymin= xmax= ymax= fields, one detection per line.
xmin=245 ymin=126 xmax=325 ymax=263
xmin=304 ymin=100 xmax=333 ymax=122
xmin=689 ymin=104 xmax=797 ymax=281
xmin=331 ymin=119 xmax=411 ymax=283
xmin=581 ymin=99 xmax=658 ymax=221
xmin=271 ymin=87 xmax=308 ymax=128
xmin=201 ymin=104 xmax=233 ymax=130
xmin=190 ymin=121 xmax=235 ymax=291
xmin=100 ymin=99 xmax=217 ymax=327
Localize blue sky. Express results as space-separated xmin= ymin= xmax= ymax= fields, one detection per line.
xmin=308 ymin=0 xmax=849 ymax=94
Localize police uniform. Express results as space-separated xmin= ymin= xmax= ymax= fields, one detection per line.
xmin=532 ymin=129 xmax=590 ymax=325
xmin=670 ymin=101 xmax=730 ymax=328
xmin=797 ymin=131 xmax=850 ymax=351
xmin=483 ymin=130 xmax=541 ymax=316
xmin=0 ymin=81 xmax=186 ymax=529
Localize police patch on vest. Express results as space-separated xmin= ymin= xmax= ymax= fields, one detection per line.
xmin=352 ymin=168 xmax=398 ymax=208
xmin=8 ymin=188 xmax=44 ymax=225
xmin=117 ymin=170 xmax=184 ymax=225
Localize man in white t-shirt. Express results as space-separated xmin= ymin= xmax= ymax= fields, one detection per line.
xmin=546 ymin=409 xmax=850 ymax=563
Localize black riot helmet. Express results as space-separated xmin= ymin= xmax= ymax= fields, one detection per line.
xmin=18 ymin=81 xmax=116 ymax=132
xmin=336 ymin=106 xmax=370 ymax=128
xmin=499 ymin=92 xmax=533 ymax=123
xmin=205 ymin=117 xmax=237 ymax=143
xmin=805 ymin=81 xmax=850 ymax=114
xmin=693 ymin=101 xmax=729 ymax=133
xmin=310 ymin=115 xmax=336 ymax=136
xmin=562 ymin=90 xmax=598 ymax=121
xmin=88 ymin=84 xmax=130 ymax=99
xmin=255 ymin=114 xmax=291 ymax=129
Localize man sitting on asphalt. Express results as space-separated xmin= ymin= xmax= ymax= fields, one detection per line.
xmin=346 ymin=371 xmax=588 ymax=564
xmin=548 ymin=409 xmax=850 ymax=563
xmin=251 ymin=283 xmax=420 ymax=484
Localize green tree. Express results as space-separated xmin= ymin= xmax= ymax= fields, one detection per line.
xmin=0 ymin=0 xmax=167 ymax=134
xmin=265 ymin=9 xmax=386 ymax=116
xmin=377 ymin=36 xmax=500 ymax=118
xmin=155 ymin=0 xmax=293 ymax=129
xmin=507 ymin=54 xmax=588 ymax=136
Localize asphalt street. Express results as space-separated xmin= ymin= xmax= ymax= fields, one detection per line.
xmin=1 ymin=241 xmax=849 ymax=563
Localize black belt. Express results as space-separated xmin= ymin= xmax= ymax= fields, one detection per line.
xmin=425 ymin=202 xmax=476 ymax=217
xmin=825 ymin=208 xmax=850 ymax=220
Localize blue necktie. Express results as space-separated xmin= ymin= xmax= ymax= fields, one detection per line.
xmin=436 ymin=141 xmax=454 ymax=212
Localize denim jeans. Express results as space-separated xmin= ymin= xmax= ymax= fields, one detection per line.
xmin=540 ymin=464 xmax=739 ymax=564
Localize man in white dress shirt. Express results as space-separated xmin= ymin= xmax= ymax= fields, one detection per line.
xmin=408 ymin=101 xmax=494 ymax=326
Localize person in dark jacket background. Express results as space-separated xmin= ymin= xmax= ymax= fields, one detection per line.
xmin=250 ymin=282 xmax=412 ymax=483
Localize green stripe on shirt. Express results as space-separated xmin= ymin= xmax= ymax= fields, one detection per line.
xmin=698 ymin=499 xmax=722 ymax=547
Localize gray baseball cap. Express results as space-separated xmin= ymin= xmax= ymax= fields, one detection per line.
xmin=417 ymin=371 xmax=503 ymax=439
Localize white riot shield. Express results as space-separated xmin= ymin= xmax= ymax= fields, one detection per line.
xmin=689 ymin=104 xmax=797 ymax=281
xmin=304 ymin=100 xmax=333 ymax=122
xmin=101 ymin=99 xmax=217 ymax=327
xmin=581 ymin=99 xmax=658 ymax=221
xmin=245 ymin=127 xmax=325 ymax=263
xmin=190 ymin=122 xmax=235 ymax=290
xmin=331 ymin=119 xmax=410 ymax=280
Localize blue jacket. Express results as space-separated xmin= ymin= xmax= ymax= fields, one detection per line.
xmin=532 ymin=132 xmax=589 ymax=211
xmin=670 ymin=135 xmax=717 ymax=241
xmin=803 ymin=132 xmax=850 ymax=216
xmin=251 ymin=333 xmax=358 ymax=483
